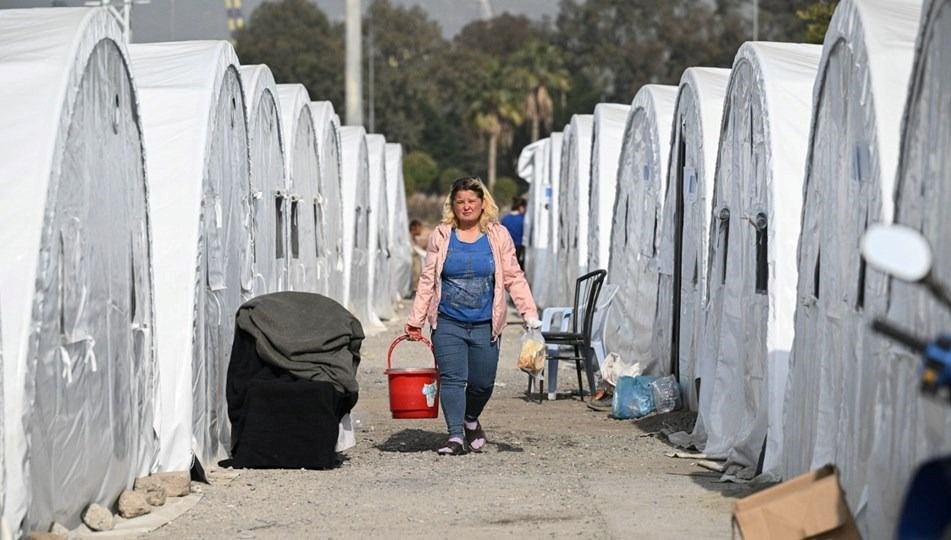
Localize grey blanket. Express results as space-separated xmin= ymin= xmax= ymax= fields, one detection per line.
xmin=234 ymin=292 xmax=363 ymax=395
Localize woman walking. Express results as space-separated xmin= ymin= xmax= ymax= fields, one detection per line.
xmin=406 ymin=177 xmax=540 ymax=455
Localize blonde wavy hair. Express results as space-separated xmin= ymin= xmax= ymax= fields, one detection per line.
xmin=441 ymin=176 xmax=499 ymax=231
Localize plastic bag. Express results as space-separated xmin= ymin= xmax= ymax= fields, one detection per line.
xmin=600 ymin=352 xmax=642 ymax=387
xmin=612 ymin=375 xmax=657 ymax=419
xmin=517 ymin=328 xmax=546 ymax=375
xmin=650 ymin=375 xmax=682 ymax=413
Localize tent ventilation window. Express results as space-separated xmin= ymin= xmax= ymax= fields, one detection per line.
xmin=718 ymin=207 xmax=730 ymax=285
xmin=856 ymin=258 xmax=867 ymax=310
xmin=354 ymin=207 xmax=362 ymax=248
xmin=754 ymin=213 xmax=768 ymax=294
xmin=650 ymin=216 xmax=658 ymax=257
xmin=129 ymin=238 xmax=137 ymax=323
xmin=813 ymin=251 xmax=821 ymax=300
xmin=230 ymin=97 xmax=237 ymax=128
xmin=313 ymin=202 xmax=320 ymax=258
xmin=290 ymin=198 xmax=300 ymax=259
xmin=623 ymin=196 xmax=630 ymax=247
xmin=58 ymin=232 xmax=66 ymax=334
xmin=112 ymin=94 xmax=120 ymax=135
xmin=275 ymin=194 xmax=285 ymax=259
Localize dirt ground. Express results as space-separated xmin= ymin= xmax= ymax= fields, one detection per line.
xmin=143 ymin=303 xmax=754 ymax=539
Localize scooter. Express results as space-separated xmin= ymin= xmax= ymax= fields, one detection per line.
xmin=861 ymin=224 xmax=951 ymax=538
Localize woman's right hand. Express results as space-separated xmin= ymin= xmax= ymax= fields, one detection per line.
xmin=404 ymin=325 xmax=423 ymax=341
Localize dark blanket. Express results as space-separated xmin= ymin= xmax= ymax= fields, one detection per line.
xmin=234 ymin=291 xmax=363 ymax=394
xmin=226 ymin=292 xmax=362 ymax=467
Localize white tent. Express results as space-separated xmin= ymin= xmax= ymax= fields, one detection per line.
xmin=517 ymin=138 xmax=551 ymax=304
xmin=863 ymin=0 xmax=951 ymax=533
xmin=366 ymin=134 xmax=393 ymax=321
xmin=651 ymin=68 xmax=731 ymax=411
xmin=588 ymin=103 xmax=631 ymax=272
xmin=556 ymin=115 xmax=594 ymax=304
xmin=0 ymin=8 xmax=155 ymax=531
xmin=239 ymin=65 xmax=287 ymax=296
xmin=539 ymin=133 xmax=564 ymax=308
xmin=782 ymin=0 xmax=922 ymax=521
xmin=308 ymin=101 xmax=346 ymax=304
xmin=385 ymin=143 xmax=413 ymax=300
xmin=131 ymin=40 xmax=252 ymax=472
xmin=604 ymin=85 xmax=677 ymax=375
xmin=277 ymin=84 xmax=322 ymax=294
xmin=700 ymin=42 xmax=821 ymax=481
xmin=339 ymin=126 xmax=378 ymax=331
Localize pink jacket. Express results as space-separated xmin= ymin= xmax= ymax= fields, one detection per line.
xmin=408 ymin=222 xmax=538 ymax=339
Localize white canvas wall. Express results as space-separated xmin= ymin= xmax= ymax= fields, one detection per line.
xmin=864 ymin=0 xmax=951 ymax=534
xmin=0 ymin=8 xmax=155 ymax=531
xmin=239 ymin=65 xmax=287 ymax=296
xmin=701 ymin=42 xmax=821 ymax=481
xmin=556 ymin=115 xmax=593 ymax=304
xmin=340 ymin=126 xmax=375 ymax=330
xmin=309 ymin=102 xmax=346 ymax=304
xmin=652 ymin=67 xmax=731 ymax=415
xmin=518 ymin=138 xmax=550 ymax=306
xmin=604 ymin=85 xmax=677 ymax=375
xmin=782 ymin=0 xmax=922 ymax=525
xmin=366 ymin=134 xmax=393 ymax=323
xmin=131 ymin=40 xmax=252 ymax=473
xmin=277 ymin=84 xmax=322 ymax=295
xmin=385 ymin=143 xmax=413 ymax=300
xmin=588 ymin=103 xmax=630 ymax=271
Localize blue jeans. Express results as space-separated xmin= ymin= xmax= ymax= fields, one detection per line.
xmin=431 ymin=315 xmax=500 ymax=438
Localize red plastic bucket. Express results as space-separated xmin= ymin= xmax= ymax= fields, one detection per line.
xmin=385 ymin=335 xmax=439 ymax=419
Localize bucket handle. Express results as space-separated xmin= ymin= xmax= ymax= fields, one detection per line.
xmin=387 ymin=334 xmax=435 ymax=370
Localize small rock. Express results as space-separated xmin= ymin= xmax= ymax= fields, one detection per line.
xmin=134 ymin=471 xmax=190 ymax=497
xmin=136 ymin=486 xmax=167 ymax=507
xmin=82 ymin=503 xmax=114 ymax=531
xmin=27 ymin=532 xmax=65 ymax=540
xmin=117 ymin=490 xmax=151 ymax=518
xmin=49 ymin=523 xmax=69 ymax=535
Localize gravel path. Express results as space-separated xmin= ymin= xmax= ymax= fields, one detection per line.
xmin=143 ymin=302 xmax=753 ymax=539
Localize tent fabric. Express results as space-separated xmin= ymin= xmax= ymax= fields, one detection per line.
xmin=131 ymin=40 xmax=252 ymax=472
xmin=587 ymin=103 xmax=631 ymax=272
xmin=385 ymin=143 xmax=413 ymax=300
xmin=0 ymin=8 xmax=155 ymax=531
xmin=652 ymin=68 xmax=731 ymax=413
xmin=781 ymin=0 xmax=922 ymax=523
xmin=339 ymin=126 xmax=376 ymax=331
xmin=517 ymin=138 xmax=550 ymax=306
xmin=700 ymin=42 xmax=821 ymax=481
xmin=366 ymin=134 xmax=393 ymax=322
xmin=604 ymin=85 xmax=677 ymax=376
xmin=276 ymin=84 xmax=322 ymax=295
xmin=864 ymin=0 xmax=951 ymax=534
xmin=239 ymin=65 xmax=287 ymax=296
xmin=539 ymin=132 xmax=564 ymax=308
xmin=555 ymin=115 xmax=594 ymax=304
xmin=308 ymin=102 xmax=346 ymax=305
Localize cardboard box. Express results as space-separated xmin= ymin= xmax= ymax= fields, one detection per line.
xmin=732 ymin=465 xmax=861 ymax=539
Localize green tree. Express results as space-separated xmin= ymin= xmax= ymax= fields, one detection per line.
xmin=493 ymin=177 xmax=520 ymax=207
xmin=403 ymin=150 xmax=438 ymax=195
xmin=437 ymin=166 xmax=467 ymax=196
xmin=235 ymin=0 xmax=344 ymax=110
xmin=510 ymin=40 xmax=571 ymax=142
xmin=797 ymin=1 xmax=839 ymax=44
xmin=466 ymin=60 xmax=524 ymax=192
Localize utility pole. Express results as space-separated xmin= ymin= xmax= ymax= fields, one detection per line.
xmin=367 ymin=6 xmax=375 ymax=133
xmin=752 ymin=0 xmax=759 ymax=41
xmin=345 ymin=0 xmax=363 ymax=126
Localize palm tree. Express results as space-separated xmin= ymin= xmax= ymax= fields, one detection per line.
xmin=466 ymin=60 xmax=524 ymax=191
xmin=510 ymin=41 xmax=571 ymax=142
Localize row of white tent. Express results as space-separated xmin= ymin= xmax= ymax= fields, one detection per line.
xmin=0 ymin=7 xmax=413 ymax=534
xmin=518 ymin=0 xmax=950 ymax=535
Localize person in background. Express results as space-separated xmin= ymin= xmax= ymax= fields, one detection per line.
xmin=500 ymin=197 xmax=527 ymax=270
xmin=405 ymin=177 xmax=540 ymax=455
xmin=409 ymin=219 xmax=424 ymax=295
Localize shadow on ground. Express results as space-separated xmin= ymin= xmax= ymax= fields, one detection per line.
xmin=374 ymin=428 xmax=445 ymax=453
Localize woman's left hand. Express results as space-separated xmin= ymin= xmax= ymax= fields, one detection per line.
xmin=525 ymin=319 xmax=542 ymax=330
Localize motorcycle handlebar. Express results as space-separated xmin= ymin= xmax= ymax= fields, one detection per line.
xmin=872 ymin=318 xmax=928 ymax=353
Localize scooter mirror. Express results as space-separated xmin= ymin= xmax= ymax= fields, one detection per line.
xmin=861 ymin=224 xmax=933 ymax=282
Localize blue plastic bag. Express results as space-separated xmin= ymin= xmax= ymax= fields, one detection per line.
xmin=612 ymin=375 xmax=657 ymax=419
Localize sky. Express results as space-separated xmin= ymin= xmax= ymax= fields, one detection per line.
xmin=0 ymin=0 xmax=563 ymax=42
